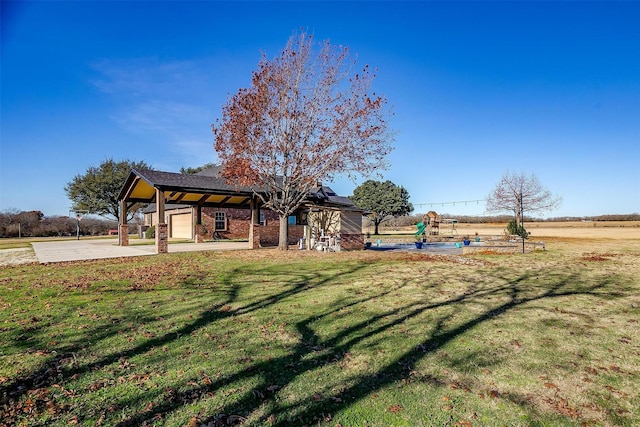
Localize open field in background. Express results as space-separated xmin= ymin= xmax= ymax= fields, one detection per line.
xmin=1 ymin=224 xmax=639 ymax=426
xmin=374 ymin=221 xmax=640 ymax=242
xmin=3 ymin=221 xmax=638 ymax=251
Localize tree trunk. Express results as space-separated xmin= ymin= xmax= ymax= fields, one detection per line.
xmin=278 ymin=215 xmax=289 ymax=250
xmin=373 ymin=221 xmax=380 ymax=235
xmin=514 ymin=210 xmax=521 ymax=227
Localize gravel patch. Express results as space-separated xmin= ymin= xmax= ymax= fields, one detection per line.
xmin=0 ymin=247 xmax=39 ymax=266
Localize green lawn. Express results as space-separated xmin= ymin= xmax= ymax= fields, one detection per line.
xmin=1 ymin=243 xmax=638 ymax=426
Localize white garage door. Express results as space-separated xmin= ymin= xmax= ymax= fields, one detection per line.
xmin=170 ymin=213 xmax=192 ymax=238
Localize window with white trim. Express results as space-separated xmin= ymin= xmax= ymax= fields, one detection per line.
xmin=214 ymin=212 xmax=226 ymax=231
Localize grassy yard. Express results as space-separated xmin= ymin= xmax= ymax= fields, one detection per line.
xmin=1 ymin=240 xmax=638 ymax=426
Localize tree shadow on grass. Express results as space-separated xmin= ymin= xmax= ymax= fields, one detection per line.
xmin=0 ymin=260 xmax=373 ymax=425
xmin=1 ymin=259 xmax=632 ymax=426
xmin=99 ymin=265 xmax=626 ymax=426
xmin=193 ymin=269 xmax=627 ymax=426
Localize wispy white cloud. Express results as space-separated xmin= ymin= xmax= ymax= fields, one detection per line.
xmin=167 ymin=138 xmax=218 ymax=168
xmin=90 ymin=57 xmax=224 ymax=166
xmin=111 ymin=99 xmax=210 ymax=134
xmin=91 ymin=57 xmax=214 ymax=100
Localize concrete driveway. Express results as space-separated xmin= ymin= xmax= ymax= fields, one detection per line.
xmin=30 ymin=238 xmax=250 ymax=263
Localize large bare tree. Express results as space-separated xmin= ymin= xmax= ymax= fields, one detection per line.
xmin=486 ymin=171 xmax=562 ymax=225
xmin=213 ymin=32 xmax=394 ymax=250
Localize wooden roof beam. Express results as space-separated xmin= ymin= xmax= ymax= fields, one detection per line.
xmin=197 ymin=194 xmax=210 ymax=205
xmin=121 ymin=176 xmax=141 ymax=201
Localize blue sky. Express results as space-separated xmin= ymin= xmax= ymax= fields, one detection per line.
xmin=1 ymin=1 xmax=639 ymax=218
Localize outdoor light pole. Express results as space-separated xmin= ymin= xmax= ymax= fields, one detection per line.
xmin=70 ymin=210 xmax=86 ymax=240
xmin=520 ymin=192 xmax=525 ymax=254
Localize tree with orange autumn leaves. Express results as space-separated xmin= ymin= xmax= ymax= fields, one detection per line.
xmin=213 ymin=32 xmax=394 ymax=250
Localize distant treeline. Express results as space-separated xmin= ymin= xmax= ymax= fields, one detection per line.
xmin=448 ymin=213 xmax=640 ymax=223
xmin=378 ymin=213 xmax=640 ymax=227
xmin=0 ymin=210 xmax=123 ymax=238
xmin=2 ymin=209 xmax=639 ymax=238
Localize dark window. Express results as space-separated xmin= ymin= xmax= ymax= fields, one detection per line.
xmin=215 ymin=212 xmax=226 ymax=230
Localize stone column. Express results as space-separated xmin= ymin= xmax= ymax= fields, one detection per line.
xmin=250 ymin=223 xmax=261 ymax=249
xmin=249 ymin=197 xmax=261 ymax=249
xmin=119 ymin=224 xmax=129 ymax=246
xmin=195 ymin=223 xmax=205 ymax=243
xmin=155 ymin=188 xmax=167 ymax=253
xmin=195 ymin=206 xmax=203 ymax=243
xmin=156 ymin=223 xmax=168 ymax=254
xmin=119 ymin=200 xmax=127 ymax=246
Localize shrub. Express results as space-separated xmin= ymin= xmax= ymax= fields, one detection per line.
xmin=144 ymin=225 xmax=155 ymax=239
xmin=507 ymin=219 xmax=530 ymax=239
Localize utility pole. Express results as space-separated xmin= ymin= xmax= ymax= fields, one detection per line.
xmin=520 ymin=192 xmax=525 ymax=254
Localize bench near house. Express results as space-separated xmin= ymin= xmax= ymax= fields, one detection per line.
xmin=117 ymin=166 xmax=364 ymax=253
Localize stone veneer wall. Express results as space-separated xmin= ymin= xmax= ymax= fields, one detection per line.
xmin=201 ymin=207 xmax=280 ymax=240
xmin=256 ymin=224 xmax=305 ymax=247
xmin=339 ymin=233 xmax=364 ymax=251
xmin=462 ymin=240 xmax=545 ymax=254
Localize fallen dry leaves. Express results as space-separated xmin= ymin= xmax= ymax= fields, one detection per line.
xmin=388 ymin=404 xmax=403 ymax=413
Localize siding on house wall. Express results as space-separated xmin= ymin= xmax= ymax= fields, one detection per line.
xmin=307 ymin=210 xmax=341 ymax=236
xmin=340 ymin=211 xmax=363 ymax=235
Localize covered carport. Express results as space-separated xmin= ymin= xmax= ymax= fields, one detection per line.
xmin=117 ymin=169 xmax=263 ymax=253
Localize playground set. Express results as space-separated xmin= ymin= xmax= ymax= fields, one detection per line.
xmin=415 ymin=211 xmax=458 ymax=238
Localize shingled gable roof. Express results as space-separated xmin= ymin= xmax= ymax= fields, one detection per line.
xmin=119 ymin=167 xmax=361 ymax=211
xmin=132 ymin=169 xmax=254 ymax=194
xmin=117 ymin=168 xmax=257 ymax=208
